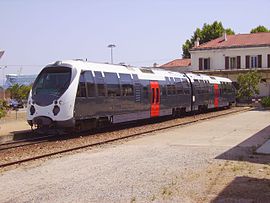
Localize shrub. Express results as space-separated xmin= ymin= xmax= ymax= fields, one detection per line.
xmin=261 ymin=97 xmax=270 ymax=107
xmin=0 ymin=99 xmax=7 ymax=119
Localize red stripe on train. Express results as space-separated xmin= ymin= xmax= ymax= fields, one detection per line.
xmin=214 ymin=84 xmax=219 ymax=108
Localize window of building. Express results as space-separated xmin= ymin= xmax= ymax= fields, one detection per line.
xmin=119 ymin=73 xmax=134 ymax=96
xmin=229 ymin=57 xmax=236 ymax=69
xmin=94 ymin=71 xmax=106 ymax=96
xmin=84 ymin=71 xmax=96 ymax=97
xmin=250 ymin=56 xmax=258 ymax=68
xmin=104 ymin=72 xmax=121 ymax=97
xmin=199 ymin=58 xmax=210 ymax=70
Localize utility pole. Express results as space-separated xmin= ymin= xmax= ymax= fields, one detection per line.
xmin=107 ymin=44 xmax=116 ymax=64
xmin=0 ymin=66 xmax=7 ymax=100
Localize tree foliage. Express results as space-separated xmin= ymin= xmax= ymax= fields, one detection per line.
xmin=237 ymin=71 xmax=261 ymax=100
xmin=182 ymin=21 xmax=235 ymax=58
xmin=250 ymin=25 xmax=269 ymax=33
xmin=0 ymin=99 xmax=7 ymax=118
xmin=7 ymin=84 xmax=32 ymax=101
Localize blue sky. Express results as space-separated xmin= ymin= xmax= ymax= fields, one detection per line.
xmin=0 ymin=0 xmax=270 ymax=80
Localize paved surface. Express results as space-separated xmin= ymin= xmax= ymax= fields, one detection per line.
xmin=0 ymin=110 xmax=270 ymax=202
xmin=0 ymin=109 xmax=29 ymax=137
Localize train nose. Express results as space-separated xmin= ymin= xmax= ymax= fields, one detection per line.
xmin=33 ymin=116 xmax=53 ymax=127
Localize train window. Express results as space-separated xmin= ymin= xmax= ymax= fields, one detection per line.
xmin=175 ymin=78 xmax=183 ymax=95
xmin=84 ymin=71 xmax=96 ymax=97
xmin=152 ymin=88 xmax=155 ymax=103
xmin=104 ymin=72 xmax=121 ymax=97
xmin=167 ymin=85 xmax=172 ymax=95
xmin=143 ymin=86 xmax=148 ymax=99
xmin=77 ymin=72 xmax=87 ymax=97
xmin=182 ymin=78 xmax=191 ymax=95
xmin=119 ymin=73 xmax=134 ymax=96
xmin=156 ymin=88 xmax=160 ymax=103
xmin=160 ymin=83 xmax=166 ymax=96
xmin=171 ymin=85 xmax=176 ymax=95
xmin=94 ymin=71 xmax=106 ymax=96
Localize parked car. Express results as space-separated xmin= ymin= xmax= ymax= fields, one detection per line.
xmin=9 ymin=99 xmax=24 ymax=109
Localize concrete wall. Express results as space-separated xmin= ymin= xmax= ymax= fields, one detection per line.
xmin=190 ymin=46 xmax=270 ymax=70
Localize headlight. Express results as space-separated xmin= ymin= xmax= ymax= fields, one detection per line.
xmin=30 ymin=105 xmax=35 ymax=115
xmin=53 ymin=105 xmax=60 ymax=116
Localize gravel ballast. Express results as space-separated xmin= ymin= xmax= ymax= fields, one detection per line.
xmin=0 ymin=108 xmax=270 ymax=202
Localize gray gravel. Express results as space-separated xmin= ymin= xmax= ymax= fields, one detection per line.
xmin=0 ymin=110 xmax=270 ymax=202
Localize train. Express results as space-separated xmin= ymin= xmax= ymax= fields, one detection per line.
xmin=27 ymin=60 xmax=236 ymax=131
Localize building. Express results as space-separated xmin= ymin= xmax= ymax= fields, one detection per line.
xmin=190 ymin=32 xmax=270 ymax=71
xmin=4 ymin=74 xmax=37 ymax=88
xmin=160 ymin=58 xmax=191 ymax=72
xmin=161 ymin=32 xmax=270 ymax=96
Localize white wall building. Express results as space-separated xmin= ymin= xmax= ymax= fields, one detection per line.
xmin=190 ymin=33 xmax=270 ymax=71
xmin=188 ymin=32 xmax=270 ymax=97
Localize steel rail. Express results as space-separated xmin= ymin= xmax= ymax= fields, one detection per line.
xmin=0 ymin=107 xmax=252 ymax=168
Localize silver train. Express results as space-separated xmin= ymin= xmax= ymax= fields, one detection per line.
xmin=27 ymin=60 xmax=235 ymax=131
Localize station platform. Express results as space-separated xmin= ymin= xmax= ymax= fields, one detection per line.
xmin=0 ymin=110 xmax=31 ymax=143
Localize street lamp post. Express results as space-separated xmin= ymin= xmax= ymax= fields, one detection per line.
xmin=0 ymin=66 xmax=7 ymax=100
xmin=107 ymin=44 xmax=116 ymax=64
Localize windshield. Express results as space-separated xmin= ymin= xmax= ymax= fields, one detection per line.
xmin=32 ymin=66 xmax=71 ymax=106
xmin=33 ymin=67 xmax=71 ymax=96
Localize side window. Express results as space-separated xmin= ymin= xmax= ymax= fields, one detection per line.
xmin=193 ymin=79 xmax=201 ymax=94
xmin=94 ymin=71 xmax=106 ymax=96
xmin=143 ymin=86 xmax=149 ymax=99
xmin=161 ymin=84 xmax=167 ymax=96
xmin=84 ymin=71 xmax=96 ymax=97
xmin=170 ymin=77 xmax=176 ymax=95
xmin=119 ymin=73 xmax=134 ymax=96
xmin=156 ymin=88 xmax=159 ymax=103
xmin=175 ymin=78 xmax=183 ymax=95
xmin=76 ymin=72 xmax=87 ymax=97
xmin=104 ymin=72 xmax=121 ymax=97
xmin=182 ymin=78 xmax=191 ymax=95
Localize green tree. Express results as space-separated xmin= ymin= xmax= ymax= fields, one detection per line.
xmin=250 ymin=25 xmax=269 ymax=33
xmin=182 ymin=21 xmax=235 ymax=58
xmin=7 ymin=84 xmax=32 ymax=101
xmin=237 ymin=71 xmax=261 ymax=100
xmin=0 ymin=99 xmax=7 ymax=118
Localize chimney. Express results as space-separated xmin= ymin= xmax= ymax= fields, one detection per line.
xmin=194 ymin=38 xmax=200 ymax=47
xmin=222 ymin=32 xmax=227 ymax=41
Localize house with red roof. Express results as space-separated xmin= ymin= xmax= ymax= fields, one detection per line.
xmin=160 ymin=58 xmax=191 ymax=72
xmin=190 ymin=32 xmax=270 ymax=71
xmin=190 ymin=32 xmax=270 ymax=96
xmin=161 ymin=32 xmax=270 ymax=96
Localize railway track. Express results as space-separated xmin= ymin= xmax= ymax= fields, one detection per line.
xmin=0 ymin=107 xmax=252 ymax=169
xmin=0 ymin=134 xmax=61 ymax=151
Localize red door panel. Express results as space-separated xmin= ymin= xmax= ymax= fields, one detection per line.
xmin=150 ymin=81 xmax=160 ymax=117
xmin=214 ymin=84 xmax=219 ymax=108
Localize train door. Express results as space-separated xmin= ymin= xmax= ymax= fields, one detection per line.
xmin=150 ymin=81 xmax=160 ymax=117
xmin=214 ymin=84 xmax=219 ymax=107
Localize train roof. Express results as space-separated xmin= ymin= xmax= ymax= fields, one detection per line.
xmin=46 ymin=60 xmax=232 ymax=83
xmin=46 ymin=60 xmax=189 ymax=81
xmin=185 ymin=73 xmax=232 ymax=84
